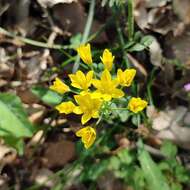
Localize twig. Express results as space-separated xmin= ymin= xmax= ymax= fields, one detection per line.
xmin=72 ymin=0 xmax=96 ymax=73
xmin=0 ymin=27 xmax=70 ymax=50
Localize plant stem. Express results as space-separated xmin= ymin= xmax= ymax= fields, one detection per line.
xmin=117 ymin=23 xmax=130 ymax=68
xmin=72 ymin=0 xmax=96 ymax=73
xmin=111 ymin=107 xmax=128 ymax=110
xmin=0 ymin=27 xmax=69 ymax=50
xmin=128 ymin=0 xmax=134 ymax=41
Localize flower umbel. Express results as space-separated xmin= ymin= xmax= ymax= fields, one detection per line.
xmin=56 ymin=101 xmax=76 ymax=114
xmin=74 ymin=93 xmax=103 ymax=124
xmin=76 ymin=126 xmax=96 ymax=149
xmin=50 ymin=77 xmax=70 ymax=94
xmin=117 ymin=69 xmax=136 ymax=87
xmin=128 ymin=97 xmax=148 ymax=113
xmin=100 ymin=49 xmax=115 ymax=71
xmin=93 ymin=69 xmax=124 ymax=101
xmin=77 ymin=43 xmax=93 ymax=65
xmin=50 ymin=44 xmax=149 ymax=149
xmin=69 ymin=70 xmax=93 ymax=91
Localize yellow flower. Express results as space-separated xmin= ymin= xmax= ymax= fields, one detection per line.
xmin=92 ymin=69 xmax=124 ymax=101
xmin=100 ymin=49 xmax=115 ymax=71
xmin=73 ymin=93 xmax=102 ymax=124
xmin=117 ymin=69 xmax=136 ymax=87
xmin=76 ymin=126 xmax=96 ymax=149
xmin=69 ymin=70 xmax=93 ymax=91
xmin=55 ymin=101 xmax=76 ymax=114
xmin=77 ymin=43 xmax=93 ymax=65
xmin=128 ymin=97 xmax=148 ymax=113
xmin=50 ymin=77 xmax=70 ymax=94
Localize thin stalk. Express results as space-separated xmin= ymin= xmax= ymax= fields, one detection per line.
xmin=72 ymin=0 xmax=96 ymax=73
xmin=128 ymin=0 xmax=134 ymax=41
xmin=111 ymin=107 xmax=128 ymax=110
xmin=116 ymin=23 xmax=130 ymax=68
xmin=0 ymin=27 xmax=69 ymax=50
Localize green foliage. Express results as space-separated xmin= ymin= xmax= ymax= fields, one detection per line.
xmin=159 ymin=142 xmax=190 ymax=189
xmin=138 ymin=143 xmax=171 ymax=190
xmin=0 ymin=93 xmax=35 ymax=154
xmin=101 ymin=0 xmax=126 ymax=7
xmin=161 ymin=141 xmax=178 ymax=158
xmin=125 ymin=33 xmax=154 ymax=52
xmin=31 ymin=86 xmax=63 ymax=106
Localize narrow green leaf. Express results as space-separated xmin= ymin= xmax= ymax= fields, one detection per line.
xmin=31 ymin=86 xmax=63 ymax=105
xmin=138 ymin=145 xmax=171 ymax=190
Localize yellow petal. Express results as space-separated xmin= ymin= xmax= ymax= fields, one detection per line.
xmin=100 ymin=49 xmax=115 ymax=71
xmin=81 ymin=113 xmax=92 ymax=124
xmin=101 ymin=69 xmax=111 ymax=82
xmin=69 ymin=70 xmax=92 ymax=90
xmin=86 ymin=70 xmax=94 ymax=83
xmin=128 ymin=97 xmax=148 ymax=113
xmin=73 ymin=106 xmax=83 ymax=114
xmin=55 ymin=101 xmax=76 ymax=114
xmin=112 ymin=89 xmax=125 ymax=99
xmin=117 ymin=69 xmax=136 ymax=87
xmin=77 ymin=43 xmax=93 ymax=65
xmin=50 ymin=77 xmax=70 ymax=94
xmin=76 ymin=126 xmax=96 ymax=149
xmin=92 ymin=79 xmax=101 ymax=89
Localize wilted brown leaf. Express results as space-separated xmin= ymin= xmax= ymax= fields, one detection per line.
xmin=37 ymin=0 xmax=77 ymax=8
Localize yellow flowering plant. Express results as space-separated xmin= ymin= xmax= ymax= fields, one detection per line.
xmin=49 ymin=43 xmax=148 ymax=149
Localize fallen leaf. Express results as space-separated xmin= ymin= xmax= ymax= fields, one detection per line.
xmin=37 ymin=0 xmax=77 ymax=8
xmin=147 ymin=106 xmax=187 ymax=131
xmin=173 ymin=0 xmax=190 ymax=25
xmin=43 ymin=139 xmax=76 ymax=168
xmin=157 ymin=124 xmax=190 ymax=150
xmin=28 ymin=130 xmax=44 ymax=146
xmin=35 ymin=168 xmax=59 ymax=187
xmin=53 ymin=2 xmax=108 ymax=43
xmin=149 ymin=37 xmax=163 ymax=68
xmin=0 ymin=144 xmax=15 ymax=161
xmin=127 ymin=53 xmax=148 ymax=77
xmin=145 ymin=0 xmax=170 ymax=8
xmin=165 ymin=26 xmax=190 ymax=66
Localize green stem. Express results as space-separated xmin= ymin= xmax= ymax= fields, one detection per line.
xmin=111 ymin=107 xmax=128 ymax=110
xmin=117 ymin=23 xmax=130 ymax=68
xmin=72 ymin=0 xmax=96 ymax=73
xmin=128 ymin=0 xmax=134 ymax=41
xmin=0 ymin=27 xmax=69 ymax=50
xmin=95 ymin=114 xmax=102 ymax=126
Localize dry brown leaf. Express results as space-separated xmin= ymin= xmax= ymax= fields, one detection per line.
xmin=28 ymin=130 xmax=44 ymax=146
xmin=0 ymin=144 xmax=15 ymax=161
xmin=165 ymin=26 xmax=190 ymax=66
xmin=147 ymin=106 xmax=187 ymax=131
xmin=127 ymin=53 xmax=148 ymax=77
xmin=173 ymin=0 xmax=190 ymax=25
xmin=145 ymin=0 xmax=170 ymax=8
xmin=157 ymin=124 xmax=190 ymax=150
xmin=37 ymin=0 xmax=77 ymax=8
xmin=149 ymin=37 xmax=163 ymax=68
xmin=53 ymin=2 xmax=107 ymax=43
xmin=35 ymin=168 xmax=59 ymax=187
xmin=134 ymin=0 xmax=149 ymax=30
xmin=43 ymin=140 xmax=75 ymax=168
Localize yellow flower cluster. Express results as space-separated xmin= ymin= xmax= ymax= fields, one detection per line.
xmin=49 ymin=43 xmax=148 ymax=149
